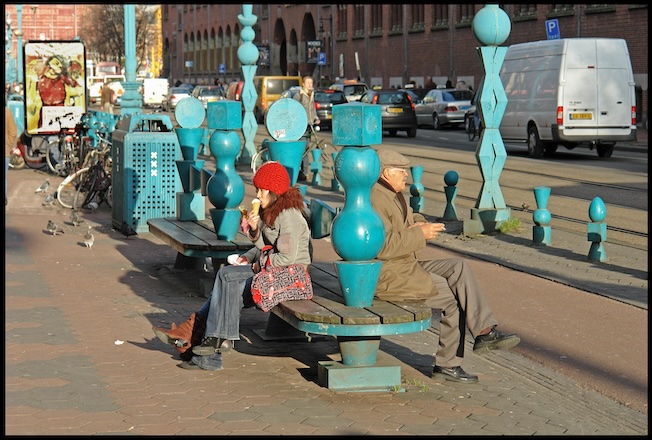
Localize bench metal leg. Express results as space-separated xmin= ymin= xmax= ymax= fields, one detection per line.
xmin=173 ymin=253 xmax=205 ymax=270
xmin=317 ymin=335 xmax=402 ymax=392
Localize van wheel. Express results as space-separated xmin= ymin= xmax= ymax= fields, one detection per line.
xmin=527 ymin=126 xmax=544 ymax=159
xmin=596 ymin=143 xmax=614 ymax=158
xmin=388 ymin=129 xmax=398 ymax=137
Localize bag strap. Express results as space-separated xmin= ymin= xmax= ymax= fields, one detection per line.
xmin=260 ymin=245 xmax=274 ymax=270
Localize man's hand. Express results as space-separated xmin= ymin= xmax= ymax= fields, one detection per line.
xmin=412 ymin=222 xmax=446 ymax=240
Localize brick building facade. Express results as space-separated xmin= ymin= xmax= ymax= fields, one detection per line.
xmin=160 ymin=4 xmax=648 ymax=125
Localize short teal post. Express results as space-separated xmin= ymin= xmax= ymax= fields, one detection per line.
xmin=532 ymin=186 xmax=552 ymax=245
xmin=409 ymin=166 xmax=424 ymax=213
xmin=310 ymin=148 xmax=323 ymax=186
xmin=587 ymin=197 xmax=607 ymax=262
xmin=442 ymin=170 xmax=459 ymax=221
xmin=464 ymin=5 xmax=512 ymax=236
xmin=237 ymin=5 xmax=258 ymax=165
xmin=206 ymin=101 xmax=245 ymax=240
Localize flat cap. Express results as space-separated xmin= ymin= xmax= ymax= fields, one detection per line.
xmin=377 ymin=149 xmax=411 ymax=168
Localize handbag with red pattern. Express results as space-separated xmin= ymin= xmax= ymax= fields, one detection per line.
xmin=251 ymin=245 xmax=313 ymax=312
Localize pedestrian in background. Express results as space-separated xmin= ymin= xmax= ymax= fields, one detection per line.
xmin=371 ymin=150 xmax=521 ymax=384
xmin=100 ymin=84 xmax=115 ymax=114
xmin=294 ymin=75 xmax=320 ymax=181
xmin=5 ymin=106 xmax=18 ymax=205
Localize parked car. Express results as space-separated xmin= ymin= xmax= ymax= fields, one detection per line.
xmin=329 ymin=81 xmax=369 ymax=102
xmin=399 ymin=87 xmax=433 ymax=104
xmin=226 ymin=80 xmax=244 ymax=101
xmin=415 ymin=88 xmax=473 ymax=129
xmin=358 ymin=89 xmax=417 ymax=137
xmin=279 ymin=85 xmax=301 ymax=100
xmin=162 ymin=86 xmax=193 ymax=112
xmin=191 ymin=85 xmax=226 ymax=109
xmin=313 ymin=88 xmax=348 ymax=130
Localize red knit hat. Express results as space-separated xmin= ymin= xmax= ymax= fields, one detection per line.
xmin=253 ymin=161 xmax=291 ymax=195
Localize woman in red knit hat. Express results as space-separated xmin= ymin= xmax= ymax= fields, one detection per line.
xmin=153 ymin=162 xmax=312 ymax=370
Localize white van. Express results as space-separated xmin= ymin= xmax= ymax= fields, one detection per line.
xmin=142 ymin=78 xmax=169 ymax=109
xmin=499 ymin=38 xmax=637 ymax=158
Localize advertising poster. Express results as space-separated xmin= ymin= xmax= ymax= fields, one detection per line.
xmin=23 ymin=40 xmax=86 ymax=135
xmin=306 ymin=40 xmax=321 ymax=64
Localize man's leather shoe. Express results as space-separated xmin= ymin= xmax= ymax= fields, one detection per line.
xmin=432 ymin=366 xmax=478 ymax=383
xmin=473 ymin=326 xmax=521 ymax=355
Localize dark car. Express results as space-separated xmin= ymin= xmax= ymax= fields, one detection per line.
xmin=399 ymin=87 xmax=433 ymax=104
xmin=313 ymin=88 xmax=348 ymax=130
xmin=358 ymin=89 xmax=418 ymax=137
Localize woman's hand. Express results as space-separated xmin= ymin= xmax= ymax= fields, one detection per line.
xmin=247 ymin=211 xmax=260 ymax=233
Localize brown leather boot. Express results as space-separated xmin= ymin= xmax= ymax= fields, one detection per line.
xmin=152 ymin=312 xmax=206 ymax=360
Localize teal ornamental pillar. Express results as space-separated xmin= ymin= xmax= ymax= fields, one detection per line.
xmin=237 ymin=5 xmax=258 ymax=166
xmin=442 ymin=170 xmax=459 ymax=221
xmin=206 ymin=100 xmax=245 ymax=241
xmin=532 ymin=186 xmax=552 ymax=245
xmin=463 ymin=5 xmax=511 ymax=236
xmin=120 ymin=4 xmax=143 ymax=117
xmin=264 ymin=98 xmax=308 ymax=188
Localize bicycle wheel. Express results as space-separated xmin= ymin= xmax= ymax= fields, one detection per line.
xmin=46 ymin=140 xmax=62 ymax=175
xmin=466 ymin=117 xmax=477 ymax=141
xmin=251 ymin=148 xmax=271 ymax=174
xmin=73 ymin=167 xmax=99 ymax=211
xmin=57 ymin=167 xmax=89 ymax=209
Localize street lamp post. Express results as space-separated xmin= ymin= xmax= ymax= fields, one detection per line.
xmin=31 ymin=5 xmax=37 ymax=40
xmin=15 ymin=5 xmax=23 ymax=84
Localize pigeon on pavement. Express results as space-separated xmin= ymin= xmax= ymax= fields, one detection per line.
xmin=83 ymin=226 xmax=94 ymax=249
xmin=35 ymin=179 xmax=50 ymax=193
xmin=47 ymin=220 xmax=64 ymax=236
xmin=70 ymin=210 xmax=84 ymax=226
xmin=42 ymin=192 xmax=55 ymax=207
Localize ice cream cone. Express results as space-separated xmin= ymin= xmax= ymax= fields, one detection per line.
xmin=251 ymin=198 xmax=261 ymax=216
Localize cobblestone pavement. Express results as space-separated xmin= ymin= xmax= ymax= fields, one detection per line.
xmin=5 ymin=135 xmax=647 ymax=435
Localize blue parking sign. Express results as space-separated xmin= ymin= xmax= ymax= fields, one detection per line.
xmin=318 ymin=52 xmax=327 ymax=66
xmin=546 ymin=19 xmax=560 ymax=40
xmin=219 ymin=63 xmax=226 ymax=74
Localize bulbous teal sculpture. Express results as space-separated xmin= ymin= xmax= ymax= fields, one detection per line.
xmin=331 ymin=147 xmax=385 ymax=261
xmin=206 ymin=130 xmax=244 ymax=209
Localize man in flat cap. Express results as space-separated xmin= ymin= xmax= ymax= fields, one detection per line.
xmin=371 ymin=149 xmax=520 ymax=383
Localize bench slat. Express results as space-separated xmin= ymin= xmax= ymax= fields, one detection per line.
xmin=311 ymin=295 xmax=380 ymax=325
xmin=272 ymin=299 xmax=341 ymax=324
xmin=148 ymin=218 xmax=207 ymax=251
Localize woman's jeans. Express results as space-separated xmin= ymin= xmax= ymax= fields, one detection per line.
xmin=192 ymin=265 xmax=255 ymax=370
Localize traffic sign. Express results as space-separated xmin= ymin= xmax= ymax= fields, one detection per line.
xmin=546 ymin=19 xmax=560 ymax=40
xmin=219 ymin=63 xmax=226 ymax=74
xmin=318 ymin=52 xmax=327 ymax=66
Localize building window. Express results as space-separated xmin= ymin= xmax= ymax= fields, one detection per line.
xmin=354 ymin=4 xmax=364 ymax=37
xmin=456 ymin=4 xmax=476 ymax=25
xmin=337 ymin=5 xmax=347 ymax=39
xmin=514 ymin=4 xmax=537 ymax=17
xmin=431 ymin=4 xmax=449 ymax=28
xmin=410 ymin=5 xmax=425 ymax=31
xmin=370 ymin=4 xmax=383 ymax=35
xmin=390 ymin=5 xmax=402 ymax=33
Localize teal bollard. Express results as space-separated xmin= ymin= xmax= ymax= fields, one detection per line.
xmin=532 ymin=186 xmax=552 ymax=245
xmin=587 ymin=197 xmax=607 ymax=261
xmin=409 ymin=165 xmax=425 ymax=213
xmin=442 ymin=170 xmax=459 ymax=221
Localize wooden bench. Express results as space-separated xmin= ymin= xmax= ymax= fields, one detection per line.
xmin=147 ymin=217 xmax=254 ymax=295
xmin=265 ymin=261 xmax=443 ymax=392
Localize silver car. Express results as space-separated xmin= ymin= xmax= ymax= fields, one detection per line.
xmin=415 ymin=88 xmax=473 ymax=129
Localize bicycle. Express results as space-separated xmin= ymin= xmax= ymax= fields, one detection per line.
xmin=45 ymin=112 xmax=85 ymax=177
xmin=56 ymin=128 xmax=112 ymax=210
xmin=465 ymin=110 xmax=483 ymax=142
xmin=251 ymin=125 xmax=340 ymax=183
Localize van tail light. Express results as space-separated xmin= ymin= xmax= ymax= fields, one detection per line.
xmin=556 ymin=106 xmax=563 ymax=125
xmin=372 ymin=95 xmax=378 ymax=104
xmin=631 ymin=106 xmax=637 ymax=125
xmin=315 ymin=102 xmax=322 ymax=109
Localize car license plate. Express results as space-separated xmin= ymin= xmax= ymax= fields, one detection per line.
xmin=326 ymin=114 xmax=332 ymax=119
xmin=569 ymin=113 xmax=593 ymax=120
xmin=387 ymin=108 xmax=403 ymax=113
